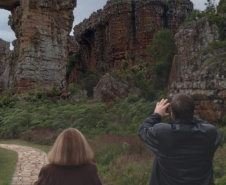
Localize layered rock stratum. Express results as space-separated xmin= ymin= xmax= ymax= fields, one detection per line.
xmin=0 ymin=0 xmax=76 ymax=93
xmin=72 ymin=0 xmax=193 ymax=78
xmin=168 ymin=18 xmax=226 ymax=124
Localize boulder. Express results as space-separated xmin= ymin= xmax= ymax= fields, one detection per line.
xmin=94 ymin=73 xmax=140 ymax=102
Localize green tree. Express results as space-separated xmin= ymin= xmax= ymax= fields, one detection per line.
xmin=217 ymin=0 xmax=226 ymax=14
xmin=81 ymin=72 xmax=99 ymax=97
xmin=66 ymin=53 xmax=82 ymax=80
xmin=147 ymin=29 xmax=177 ymax=87
xmin=121 ymin=60 xmax=129 ymax=72
xmin=202 ymin=0 xmax=226 ymax=41
xmin=205 ymin=0 xmax=217 ymax=14
xmin=184 ymin=10 xmax=201 ymax=24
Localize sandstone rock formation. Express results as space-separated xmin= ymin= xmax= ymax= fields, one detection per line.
xmin=94 ymin=73 xmax=140 ymax=102
xmin=0 ymin=0 xmax=76 ymax=93
xmin=70 ymin=0 xmax=193 ymax=84
xmin=168 ymin=18 xmax=226 ymax=124
xmin=0 ymin=0 xmax=20 ymax=11
xmin=0 ymin=39 xmax=11 ymax=92
xmin=0 ymin=39 xmax=10 ymax=75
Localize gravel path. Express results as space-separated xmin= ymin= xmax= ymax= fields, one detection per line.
xmin=0 ymin=144 xmax=48 ymax=185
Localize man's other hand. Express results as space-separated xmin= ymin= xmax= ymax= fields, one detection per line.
xmin=154 ymin=99 xmax=170 ymax=117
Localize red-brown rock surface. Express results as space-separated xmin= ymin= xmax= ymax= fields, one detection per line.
xmin=168 ymin=18 xmax=226 ymax=124
xmin=0 ymin=0 xmax=20 ymax=10
xmin=0 ymin=0 xmax=76 ymax=93
xmin=0 ymin=39 xmax=11 ymax=92
xmin=70 ymin=0 xmax=193 ymax=84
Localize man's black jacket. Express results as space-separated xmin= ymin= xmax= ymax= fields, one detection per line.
xmin=138 ymin=113 xmax=222 ymax=185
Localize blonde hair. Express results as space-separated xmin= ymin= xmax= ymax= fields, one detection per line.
xmin=48 ymin=128 xmax=94 ymax=166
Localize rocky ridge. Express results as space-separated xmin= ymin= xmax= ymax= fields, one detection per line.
xmin=168 ymin=18 xmax=226 ymax=124
xmin=71 ymin=0 xmax=193 ymax=84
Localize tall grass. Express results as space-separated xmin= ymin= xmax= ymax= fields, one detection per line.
xmin=91 ymin=135 xmax=153 ymax=185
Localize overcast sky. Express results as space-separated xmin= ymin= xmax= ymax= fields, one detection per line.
xmin=0 ymin=0 xmax=220 ymax=47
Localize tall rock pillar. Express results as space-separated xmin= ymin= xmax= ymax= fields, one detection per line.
xmin=0 ymin=0 xmax=76 ymax=93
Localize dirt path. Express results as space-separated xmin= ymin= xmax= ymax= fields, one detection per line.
xmin=0 ymin=144 xmax=48 ymax=185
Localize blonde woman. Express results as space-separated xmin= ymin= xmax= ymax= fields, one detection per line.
xmin=34 ymin=128 xmax=102 ymax=185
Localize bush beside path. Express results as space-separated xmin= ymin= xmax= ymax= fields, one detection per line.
xmin=0 ymin=144 xmax=48 ymax=185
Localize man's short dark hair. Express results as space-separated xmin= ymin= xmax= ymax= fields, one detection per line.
xmin=171 ymin=93 xmax=195 ymax=121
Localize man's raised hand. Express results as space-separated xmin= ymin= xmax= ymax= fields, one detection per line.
xmin=154 ymin=99 xmax=170 ymax=117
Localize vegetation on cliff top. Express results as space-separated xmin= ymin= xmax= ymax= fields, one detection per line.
xmin=184 ymin=0 xmax=226 ymax=41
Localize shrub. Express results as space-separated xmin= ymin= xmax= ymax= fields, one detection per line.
xmin=222 ymin=115 xmax=226 ymax=125
xmin=184 ymin=10 xmax=201 ymax=24
xmin=21 ymin=129 xmax=59 ymax=145
xmin=1 ymin=96 xmax=11 ymax=107
xmin=121 ymin=60 xmax=129 ymax=71
xmin=66 ymin=53 xmax=82 ymax=80
xmin=205 ymin=0 xmax=217 ymax=14
xmin=35 ymin=91 xmax=43 ymax=99
xmin=69 ymin=83 xmax=81 ymax=96
xmin=112 ymin=97 xmax=157 ymax=134
xmin=207 ymin=13 xmax=226 ymax=40
xmin=147 ymin=29 xmax=177 ymax=87
xmin=126 ymin=95 xmax=139 ymax=103
xmin=81 ymin=72 xmax=99 ymax=97
xmin=216 ymin=175 xmax=226 ymax=185
xmin=199 ymin=0 xmax=226 ymax=41
xmin=218 ymin=5 xmax=226 ymax=14
xmin=214 ymin=145 xmax=226 ymax=179
xmin=51 ymin=85 xmax=61 ymax=96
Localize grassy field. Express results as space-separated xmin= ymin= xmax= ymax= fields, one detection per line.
xmin=0 ymin=147 xmax=18 ymax=185
xmin=0 ymin=92 xmax=225 ymax=184
xmin=0 ymin=136 xmax=226 ymax=185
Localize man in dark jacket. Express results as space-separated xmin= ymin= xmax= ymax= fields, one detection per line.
xmin=138 ymin=93 xmax=222 ymax=185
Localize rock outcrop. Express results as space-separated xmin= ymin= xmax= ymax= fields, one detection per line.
xmin=0 ymin=39 xmax=10 ymax=75
xmin=94 ymin=73 xmax=140 ymax=102
xmin=0 ymin=0 xmax=20 ymax=11
xmin=71 ymin=0 xmax=193 ymax=84
xmin=0 ymin=39 xmax=11 ymax=92
xmin=168 ymin=18 xmax=226 ymax=124
xmin=0 ymin=0 xmax=76 ymax=93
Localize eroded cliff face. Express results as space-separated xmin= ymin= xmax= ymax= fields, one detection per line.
xmin=0 ymin=0 xmax=20 ymax=11
xmin=0 ymin=0 xmax=76 ymax=93
xmin=0 ymin=39 xmax=10 ymax=75
xmin=168 ymin=18 xmax=226 ymax=124
xmin=71 ymin=0 xmax=193 ymax=83
xmin=0 ymin=39 xmax=11 ymax=92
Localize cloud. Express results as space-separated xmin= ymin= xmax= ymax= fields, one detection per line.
xmin=193 ymin=0 xmax=220 ymax=10
xmin=0 ymin=10 xmax=10 ymax=27
xmin=0 ymin=30 xmax=16 ymax=43
xmin=0 ymin=9 xmax=16 ymax=42
xmin=73 ymin=0 xmax=106 ymax=26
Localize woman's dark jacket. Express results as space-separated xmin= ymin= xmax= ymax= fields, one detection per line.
xmin=34 ymin=162 xmax=102 ymax=185
xmin=138 ymin=113 xmax=222 ymax=185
